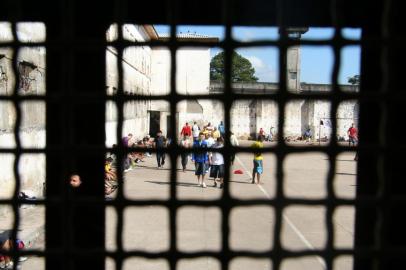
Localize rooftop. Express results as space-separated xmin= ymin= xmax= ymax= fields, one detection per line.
xmin=158 ymin=32 xmax=219 ymax=42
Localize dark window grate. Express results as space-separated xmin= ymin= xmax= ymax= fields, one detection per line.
xmin=1 ymin=0 xmax=404 ymax=270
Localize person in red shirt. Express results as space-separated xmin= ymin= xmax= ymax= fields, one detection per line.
xmin=347 ymin=123 xmax=358 ymax=147
xmin=180 ymin=122 xmax=192 ymax=138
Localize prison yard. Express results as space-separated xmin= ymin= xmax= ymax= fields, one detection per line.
xmin=13 ymin=140 xmax=356 ymax=270
xmin=0 ymin=22 xmax=361 ymax=270
xmin=103 ymin=140 xmax=356 ymax=270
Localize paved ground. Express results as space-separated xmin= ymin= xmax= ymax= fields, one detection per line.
xmin=15 ymin=140 xmax=357 ymax=270
xmin=105 ymin=141 xmax=357 ymax=270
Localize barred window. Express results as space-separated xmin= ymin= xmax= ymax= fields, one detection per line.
xmin=1 ymin=1 xmax=402 ymax=270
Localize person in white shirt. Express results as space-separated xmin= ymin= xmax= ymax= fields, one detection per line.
xmin=209 ymin=137 xmax=225 ymax=188
xmin=230 ymin=132 xmax=239 ymax=165
xmin=192 ymin=121 xmax=200 ymax=141
xmin=205 ymin=133 xmax=215 ymax=148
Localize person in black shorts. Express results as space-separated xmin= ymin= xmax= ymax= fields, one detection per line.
xmin=209 ymin=137 xmax=225 ymax=188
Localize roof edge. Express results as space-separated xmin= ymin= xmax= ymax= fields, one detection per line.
xmin=158 ymin=35 xmax=219 ymax=43
xmin=143 ymin=25 xmax=159 ymax=40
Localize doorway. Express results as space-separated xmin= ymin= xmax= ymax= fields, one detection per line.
xmin=149 ymin=111 xmax=160 ymax=136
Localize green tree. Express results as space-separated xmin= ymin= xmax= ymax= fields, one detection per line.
xmin=348 ymin=75 xmax=360 ymax=85
xmin=210 ymin=52 xmax=259 ymax=82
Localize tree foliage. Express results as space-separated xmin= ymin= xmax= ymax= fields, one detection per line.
xmin=348 ymin=75 xmax=360 ymax=85
xmin=210 ymin=52 xmax=259 ymax=82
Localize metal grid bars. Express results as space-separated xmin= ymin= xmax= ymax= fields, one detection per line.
xmin=0 ymin=20 xmax=46 ymax=270
xmin=2 ymin=0 xmax=404 ymax=270
xmin=105 ymin=3 xmax=360 ymax=270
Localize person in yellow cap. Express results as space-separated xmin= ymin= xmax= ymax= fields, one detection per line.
xmin=251 ymin=135 xmax=264 ymax=184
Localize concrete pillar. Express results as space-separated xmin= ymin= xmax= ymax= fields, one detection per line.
xmin=284 ymin=28 xmax=308 ymax=92
xmin=287 ymin=46 xmax=301 ymax=91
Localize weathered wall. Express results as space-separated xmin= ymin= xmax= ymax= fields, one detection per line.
xmin=337 ymin=100 xmax=359 ymax=140
xmin=0 ymin=23 xmax=46 ymax=214
xmin=105 ymin=24 xmax=152 ymax=144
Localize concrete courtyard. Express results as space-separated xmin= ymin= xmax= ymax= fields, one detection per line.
xmin=104 ymin=141 xmax=357 ymax=270
xmin=17 ymin=141 xmax=356 ymax=270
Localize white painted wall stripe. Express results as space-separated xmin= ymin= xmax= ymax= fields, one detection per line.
xmin=235 ymin=155 xmax=327 ymax=269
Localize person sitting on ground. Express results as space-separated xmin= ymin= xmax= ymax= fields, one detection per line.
xmin=304 ymin=127 xmax=312 ymax=142
xmin=104 ymin=157 xmax=118 ymax=196
xmin=0 ymin=231 xmax=27 ymax=269
xmin=143 ymin=136 xmax=152 ymax=157
xmin=130 ymin=140 xmax=146 ymax=165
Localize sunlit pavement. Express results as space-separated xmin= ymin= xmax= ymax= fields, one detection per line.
xmin=104 ymin=141 xmax=356 ymax=270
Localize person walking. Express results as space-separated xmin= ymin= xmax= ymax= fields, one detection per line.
xmin=180 ymin=122 xmax=192 ymax=138
xmin=154 ymin=130 xmax=166 ymax=168
xmin=192 ymin=132 xmax=209 ymax=188
xmin=251 ymin=135 xmax=264 ymax=184
xmin=192 ymin=121 xmax=200 ymax=142
xmin=348 ymin=123 xmax=358 ymax=147
xmin=180 ymin=135 xmax=191 ymax=172
xmin=210 ymin=137 xmax=225 ymax=188
xmin=230 ymin=131 xmax=239 ymax=165
xmin=348 ymin=123 xmax=359 ymax=161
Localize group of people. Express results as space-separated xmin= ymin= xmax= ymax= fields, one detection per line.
xmin=179 ymin=121 xmax=266 ymax=187
xmin=0 ymin=232 xmax=27 ymax=269
xmin=70 ymin=122 xmax=358 ymax=197
xmin=179 ymin=121 xmax=232 ymax=188
xmin=258 ymin=127 xmax=275 ymax=142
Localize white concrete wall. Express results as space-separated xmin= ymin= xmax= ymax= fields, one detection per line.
xmin=151 ymin=46 xmax=210 ymax=96
xmin=152 ymin=46 xmax=212 ymax=135
xmin=231 ymin=100 xmax=252 ymax=137
xmin=151 ymin=48 xmax=171 ymax=95
xmin=284 ymin=100 xmax=304 ymax=137
xmin=337 ymin=101 xmax=359 ymax=139
xmin=313 ymin=101 xmax=332 ymax=139
xmin=0 ymin=23 xmax=46 ymax=205
xmin=105 ymin=24 xmax=152 ymax=143
xmin=257 ymin=101 xmax=279 ymax=136
xmin=176 ymin=48 xmax=210 ymax=95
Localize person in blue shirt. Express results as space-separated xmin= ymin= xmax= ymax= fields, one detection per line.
xmin=192 ymin=132 xmax=209 ymax=188
xmin=218 ymin=121 xmax=225 ymax=138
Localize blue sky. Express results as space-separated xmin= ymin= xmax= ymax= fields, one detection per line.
xmin=154 ymin=25 xmax=361 ymax=84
